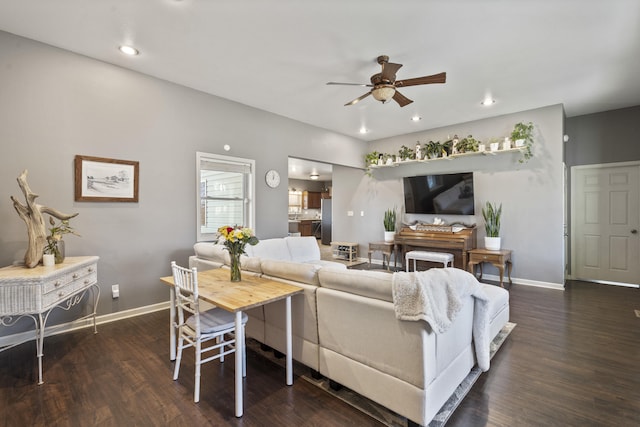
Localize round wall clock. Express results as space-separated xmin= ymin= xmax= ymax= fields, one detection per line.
xmin=265 ymin=169 xmax=281 ymax=188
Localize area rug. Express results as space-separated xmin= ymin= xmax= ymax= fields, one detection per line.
xmin=246 ymin=322 xmax=515 ymax=427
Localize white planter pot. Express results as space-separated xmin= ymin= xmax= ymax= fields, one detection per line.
xmin=484 ymin=236 xmax=501 ymax=251
xmin=515 ymin=139 xmax=525 ymax=147
xmin=490 ymin=142 xmax=500 ymax=152
xmin=42 ymin=254 xmax=55 ymax=267
xmin=384 ymin=231 xmax=395 ymax=242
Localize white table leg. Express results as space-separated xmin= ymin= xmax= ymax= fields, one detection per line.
xmin=235 ymin=310 xmax=244 ymax=417
xmin=286 ymin=296 xmax=293 ymax=386
xmin=169 ymin=287 xmax=176 ymax=361
xmin=36 ymin=313 xmax=44 ymax=385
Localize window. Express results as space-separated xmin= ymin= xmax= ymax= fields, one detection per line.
xmin=196 ymin=152 xmax=255 ymax=241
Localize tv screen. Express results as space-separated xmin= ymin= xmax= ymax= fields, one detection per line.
xmin=403 ymin=172 xmax=474 ymax=215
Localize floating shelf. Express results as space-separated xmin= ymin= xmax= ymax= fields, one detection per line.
xmin=369 ymin=147 xmax=524 ymax=169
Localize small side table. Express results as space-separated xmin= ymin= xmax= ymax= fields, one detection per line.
xmin=331 ymin=241 xmax=358 ymax=263
xmin=467 ymin=248 xmax=513 ymax=288
xmin=368 ymin=241 xmax=397 ymax=271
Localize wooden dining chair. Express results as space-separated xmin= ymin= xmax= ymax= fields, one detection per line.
xmin=170 ymin=261 xmax=247 ymax=403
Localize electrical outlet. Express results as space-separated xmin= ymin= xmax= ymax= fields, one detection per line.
xmin=112 ymin=284 xmax=120 ymax=299
xmin=360 ymin=211 xmax=364 ymax=216
xmin=347 ymin=211 xmax=354 ymax=217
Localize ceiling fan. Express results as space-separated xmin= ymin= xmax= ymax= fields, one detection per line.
xmin=327 ymin=55 xmax=446 ymax=107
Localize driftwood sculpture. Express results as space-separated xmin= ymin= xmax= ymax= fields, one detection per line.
xmin=10 ymin=170 xmax=78 ymax=268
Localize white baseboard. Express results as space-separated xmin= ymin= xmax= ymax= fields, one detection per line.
xmin=0 ymin=301 xmax=170 ymax=348
xmin=480 ymin=273 xmax=565 ymax=290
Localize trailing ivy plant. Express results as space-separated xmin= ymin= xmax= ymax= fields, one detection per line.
xmin=511 ymin=121 xmax=535 ymax=163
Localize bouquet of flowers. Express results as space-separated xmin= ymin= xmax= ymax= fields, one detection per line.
xmin=217 ymin=225 xmax=259 ymax=281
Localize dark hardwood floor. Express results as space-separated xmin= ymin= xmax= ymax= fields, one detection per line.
xmin=1 ymin=280 xmax=638 ymax=426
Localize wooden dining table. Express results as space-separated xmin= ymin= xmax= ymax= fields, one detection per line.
xmin=161 ymin=267 xmax=303 ymax=417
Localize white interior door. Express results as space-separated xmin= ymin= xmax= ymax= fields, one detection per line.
xmin=572 ymin=163 xmax=640 ymax=285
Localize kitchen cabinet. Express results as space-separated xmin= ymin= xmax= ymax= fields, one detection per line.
xmin=302 ymin=191 xmax=321 ymax=209
xmin=299 ymin=220 xmax=313 ymax=236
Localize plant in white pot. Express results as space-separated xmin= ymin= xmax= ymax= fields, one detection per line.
xmin=482 ymin=201 xmax=502 ymax=250
xmin=383 ymin=208 xmax=397 ymax=242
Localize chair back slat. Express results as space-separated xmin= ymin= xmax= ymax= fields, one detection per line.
xmin=171 ymin=261 xmax=202 ymax=334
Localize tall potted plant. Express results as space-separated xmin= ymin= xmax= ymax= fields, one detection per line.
xmin=383 ymin=208 xmax=397 ymax=242
xmin=482 ymin=202 xmax=502 ymax=250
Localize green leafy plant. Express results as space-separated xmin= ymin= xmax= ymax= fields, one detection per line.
xmin=481 ymin=202 xmax=502 ymax=237
xmin=44 ymin=217 xmax=80 ymax=263
xmin=511 ymin=121 xmax=534 ymax=163
xmin=456 ymin=135 xmax=480 ymax=153
xmin=364 ymin=151 xmax=381 ymax=176
xmin=398 ymin=145 xmax=414 ymax=161
xmin=424 ymin=141 xmax=444 ymax=158
xmin=383 ymin=208 xmax=397 ymax=232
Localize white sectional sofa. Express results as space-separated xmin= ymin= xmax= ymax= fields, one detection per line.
xmin=189 ymin=237 xmax=509 ymax=426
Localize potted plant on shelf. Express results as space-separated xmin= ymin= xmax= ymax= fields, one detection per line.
xmin=456 ymin=135 xmax=480 ymax=153
xmin=398 ymin=145 xmax=414 ymax=161
xmin=383 ymin=208 xmax=397 ymax=242
xmin=364 ymin=151 xmax=381 ymax=176
xmin=482 ymin=201 xmax=502 ymax=250
xmin=510 ymin=121 xmax=534 ymax=163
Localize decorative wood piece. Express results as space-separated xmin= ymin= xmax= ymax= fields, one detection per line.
xmin=10 ymin=170 xmax=78 ymax=268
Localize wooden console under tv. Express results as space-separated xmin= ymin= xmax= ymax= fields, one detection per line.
xmin=395 ymin=226 xmax=477 ymax=270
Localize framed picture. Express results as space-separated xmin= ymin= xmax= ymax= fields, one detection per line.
xmin=74 ymin=155 xmax=139 ymax=202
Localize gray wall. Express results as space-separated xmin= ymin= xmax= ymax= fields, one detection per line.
xmin=0 ymin=31 xmax=367 ymax=331
xmin=565 ymin=105 xmax=640 ymax=167
xmin=334 ymin=105 xmax=566 ymax=286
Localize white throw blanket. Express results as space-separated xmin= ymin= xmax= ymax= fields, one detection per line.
xmin=391 ymin=268 xmax=491 ymax=371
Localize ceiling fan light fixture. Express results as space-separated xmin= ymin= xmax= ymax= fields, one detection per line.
xmin=372 ymin=85 xmax=396 ymax=103
xmin=310 ymin=173 xmax=319 ymax=180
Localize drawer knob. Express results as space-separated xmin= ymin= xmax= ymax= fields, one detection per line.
xmin=88 ymin=267 xmax=94 ymax=272
xmin=84 ymin=280 xmax=89 ymax=284
xmin=73 ymin=273 xmax=79 ymax=279
xmin=58 ymin=291 xmax=64 ymax=297
xmin=55 ymin=281 xmax=61 ymax=287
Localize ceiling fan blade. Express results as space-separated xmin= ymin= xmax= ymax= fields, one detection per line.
xmin=381 ymin=62 xmax=402 ymax=82
xmin=345 ymin=91 xmax=372 ymax=106
xmin=392 ymin=91 xmax=413 ymax=107
xmin=327 ymin=82 xmax=373 ymax=87
xmin=395 ymin=72 xmax=446 ymax=87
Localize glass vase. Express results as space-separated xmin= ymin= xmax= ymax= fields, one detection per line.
xmin=229 ymin=251 xmax=241 ymax=282
xmin=54 ymin=240 xmax=65 ymax=264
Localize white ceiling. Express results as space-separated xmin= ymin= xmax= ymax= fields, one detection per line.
xmin=288 ymin=157 xmax=332 ymax=182
xmin=0 ymin=0 xmax=639 ymax=143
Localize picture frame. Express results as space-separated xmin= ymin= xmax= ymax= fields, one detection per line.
xmin=74 ymin=155 xmax=139 ymax=202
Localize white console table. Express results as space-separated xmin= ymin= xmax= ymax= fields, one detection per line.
xmin=0 ymin=256 xmax=100 ymax=384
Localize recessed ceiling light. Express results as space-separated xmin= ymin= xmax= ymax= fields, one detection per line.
xmin=119 ymin=45 xmax=139 ymax=56
xmin=359 ymin=127 xmax=368 ymax=134
xmin=411 ymin=115 xmax=422 ymax=122
xmin=481 ymin=97 xmax=495 ymax=106
xmin=310 ymin=173 xmax=319 ymax=180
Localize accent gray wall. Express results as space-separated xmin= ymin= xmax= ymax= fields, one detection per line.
xmin=565 ymin=105 xmax=640 ymax=166
xmin=0 ymin=31 xmax=367 ymax=332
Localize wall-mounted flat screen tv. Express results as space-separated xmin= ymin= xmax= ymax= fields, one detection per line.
xmin=403 ymin=172 xmax=474 ymax=215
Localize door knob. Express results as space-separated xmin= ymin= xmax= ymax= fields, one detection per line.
xmin=632 ymin=229 xmax=638 ymax=234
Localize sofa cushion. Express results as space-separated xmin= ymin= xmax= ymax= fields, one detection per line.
xmin=285 ymin=236 xmax=321 ymax=262
xmin=240 ymin=255 xmax=262 ymax=274
xmin=261 ymin=259 xmax=321 ymax=286
xmin=245 ymin=238 xmax=291 ymax=261
xmin=193 ymin=242 xmax=230 ymax=264
xmin=318 ymin=268 xmax=393 ymax=302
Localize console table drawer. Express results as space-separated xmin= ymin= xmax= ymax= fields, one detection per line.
xmin=43 ymin=264 xmax=96 ymax=294
xmin=42 ymin=270 xmax=97 ymax=308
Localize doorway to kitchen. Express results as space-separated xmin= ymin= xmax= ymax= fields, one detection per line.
xmin=288 ymin=157 xmax=333 ymax=248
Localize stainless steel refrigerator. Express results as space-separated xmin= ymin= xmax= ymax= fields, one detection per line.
xmin=321 ymin=198 xmax=332 ymax=245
